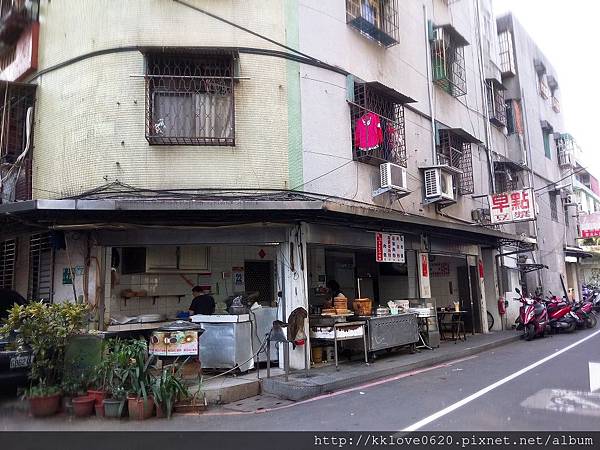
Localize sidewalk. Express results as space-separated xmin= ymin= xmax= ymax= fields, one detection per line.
xmin=262 ymin=331 xmax=519 ymax=401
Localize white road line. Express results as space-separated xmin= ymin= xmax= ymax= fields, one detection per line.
xmin=402 ymin=329 xmax=600 ymax=431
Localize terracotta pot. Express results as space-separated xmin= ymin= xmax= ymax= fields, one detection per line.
xmin=87 ymin=389 xmax=107 ymax=406
xmin=29 ymin=393 xmax=61 ymax=417
xmin=155 ymin=403 xmax=170 ymax=419
xmin=72 ymin=396 xmax=95 ymax=417
xmin=103 ymin=399 xmax=125 ymax=418
xmin=127 ymin=396 xmax=154 ymax=420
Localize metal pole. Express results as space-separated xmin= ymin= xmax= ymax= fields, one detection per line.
xmin=466 ymin=256 xmax=476 ymax=335
xmin=423 ymin=5 xmax=437 ymax=164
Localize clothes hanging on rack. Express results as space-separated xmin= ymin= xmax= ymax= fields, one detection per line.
xmin=354 ymin=112 xmax=383 ymax=151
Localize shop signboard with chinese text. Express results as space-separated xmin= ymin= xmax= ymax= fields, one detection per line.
xmin=375 ymin=233 xmax=405 ymax=263
xmin=489 ymin=188 xmax=535 ymax=224
xmin=580 ymin=212 xmax=600 ymax=238
xmin=418 ymin=252 xmax=431 ymax=299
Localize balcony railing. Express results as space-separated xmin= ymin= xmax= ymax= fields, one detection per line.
xmin=346 ymin=0 xmax=399 ymax=47
xmin=552 ymin=96 xmax=560 ymax=113
xmin=0 ymin=0 xmax=38 ymax=46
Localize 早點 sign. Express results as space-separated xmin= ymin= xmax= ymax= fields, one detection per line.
xmin=580 ymin=212 xmax=600 ymax=238
xmin=375 ymin=233 xmax=405 ymax=263
xmin=489 ymin=188 xmax=535 ymax=224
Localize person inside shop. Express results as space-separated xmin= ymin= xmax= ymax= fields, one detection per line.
xmin=188 ymin=286 xmax=216 ymax=316
xmin=324 ymin=279 xmax=343 ymax=308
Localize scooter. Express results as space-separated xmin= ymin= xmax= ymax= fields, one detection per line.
xmin=514 ymin=288 xmax=548 ymax=341
xmin=571 ymin=299 xmax=597 ymax=328
xmin=543 ymin=292 xmax=579 ymax=333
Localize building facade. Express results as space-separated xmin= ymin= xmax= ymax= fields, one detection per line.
xmin=0 ymin=1 xmax=586 ymax=369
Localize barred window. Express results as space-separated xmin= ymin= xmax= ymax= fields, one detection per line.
xmin=145 ymin=52 xmax=235 ymax=146
xmin=0 ymin=239 xmax=16 ymax=289
xmin=28 ymin=233 xmax=52 ymax=302
xmin=345 ymin=0 xmax=400 ymax=47
xmin=486 ymin=80 xmax=506 ymax=128
xmin=437 ymin=129 xmax=474 ymax=195
xmin=431 ymin=25 xmax=468 ymax=97
xmin=498 ymin=30 xmax=516 ymax=75
xmin=550 ymin=192 xmax=558 ymax=222
xmin=349 ymin=81 xmax=409 ymax=167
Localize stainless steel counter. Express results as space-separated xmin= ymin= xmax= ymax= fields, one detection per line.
xmin=352 ymin=313 xmax=419 ymax=353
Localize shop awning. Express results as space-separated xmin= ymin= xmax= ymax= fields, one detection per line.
xmin=564 ymin=246 xmax=593 ymax=259
xmin=0 ymin=195 xmax=535 ymax=247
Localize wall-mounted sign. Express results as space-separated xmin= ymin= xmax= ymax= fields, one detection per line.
xmin=429 ymin=262 xmax=450 ymax=277
xmin=375 ymin=233 xmax=405 ymax=263
xmin=418 ymin=252 xmax=431 ymax=299
xmin=149 ymin=331 xmax=198 ymax=356
xmin=62 ymin=266 xmax=84 ymax=285
xmin=232 ymin=267 xmax=245 ymax=293
xmin=580 ymin=212 xmax=600 ymax=238
xmin=489 ymin=188 xmax=535 ymax=224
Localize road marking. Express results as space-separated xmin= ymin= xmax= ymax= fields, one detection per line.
xmin=521 ymin=389 xmax=600 ymax=417
xmin=589 ymin=362 xmax=600 ymax=392
xmin=402 ymin=328 xmax=600 ymax=431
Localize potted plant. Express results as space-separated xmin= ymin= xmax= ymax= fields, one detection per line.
xmin=60 ymin=374 xmax=88 ymax=415
xmin=1 ymin=301 xmax=88 ymax=418
xmin=25 ymin=384 xmax=62 ymax=417
xmin=114 ymin=339 xmax=154 ymax=420
xmin=103 ymin=385 xmax=128 ymax=419
xmin=152 ymin=360 xmax=190 ymax=419
xmin=71 ymin=395 xmax=95 ymax=417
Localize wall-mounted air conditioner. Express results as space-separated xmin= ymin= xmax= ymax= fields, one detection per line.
xmin=564 ymin=194 xmax=578 ymax=206
xmin=380 ymin=163 xmax=408 ymax=192
xmin=424 ymin=167 xmax=455 ymax=201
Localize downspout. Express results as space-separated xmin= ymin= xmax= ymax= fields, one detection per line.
xmin=474 ymin=0 xmax=496 ymax=194
xmin=423 ymin=5 xmax=437 ymax=163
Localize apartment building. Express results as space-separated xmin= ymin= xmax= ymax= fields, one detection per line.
xmin=0 ymin=1 xmax=583 ymax=368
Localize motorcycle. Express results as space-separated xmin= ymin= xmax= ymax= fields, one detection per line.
xmin=571 ymin=299 xmax=597 ymax=328
xmin=543 ymin=292 xmax=579 ymax=333
xmin=514 ymin=288 xmax=548 ymax=341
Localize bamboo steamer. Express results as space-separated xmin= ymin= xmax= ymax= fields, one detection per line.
xmin=333 ymin=295 xmax=348 ymax=311
xmin=312 ymin=347 xmax=323 ymax=364
xmin=353 ymin=298 xmax=372 ymax=316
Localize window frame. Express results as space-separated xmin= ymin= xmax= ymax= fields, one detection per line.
xmin=431 ymin=25 xmax=469 ymax=97
xmin=144 ymin=51 xmax=236 ymax=147
xmin=345 ymin=0 xmax=400 ymax=47
xmin=436 ymin=128 xmax=474 ymax=195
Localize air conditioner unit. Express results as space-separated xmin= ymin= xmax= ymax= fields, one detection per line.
xmin=565 ymin=194 xmax=578 ymax=206
xmin=380 ymin=163 xmax=408 ymax=192
xmin=424 ymin=168 xmax=455 ymax=201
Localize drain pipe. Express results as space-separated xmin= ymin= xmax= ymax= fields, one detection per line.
xmin=475 ymin=0 xmax=496 ymax=194
xmin=423 ymin=5 xmax=437 ymax=164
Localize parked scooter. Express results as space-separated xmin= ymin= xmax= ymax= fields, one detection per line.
xmin=543 ymin=292 xmax=579 ymax=333
xmin=571 ymin=299 xmax=597 ymax=328
xmin=514 ymin=288 xmax=548 ymax=341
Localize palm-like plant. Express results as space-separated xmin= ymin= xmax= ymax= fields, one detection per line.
xmin=152 ymin=359 xmax=190 ymax=419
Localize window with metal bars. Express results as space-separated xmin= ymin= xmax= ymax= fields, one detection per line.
xmin=431 ymin=25 xmax=468 ymax=97
xmin=486 ymin=80 xmax=507 ymax=127
xmin=550 ymin=192 xmax=558 ymax=222
xmin=498 ymin=30 xmax=516 ymax=75
xmin=0 ymin=81 xmax=36 ymax=202
xmin=349 ymin=82 xmax=407 ymax=167
xmin=345 ymin=0 xmax=399 ymax=47
xmin=28 ymin=233 xmax=52 ymax=302
xmin=494 ymin=167 xmax=518 ymax=193
xmin=538 ymin=73 xmax=550 ymax=100
xmin=144 ymin=52 xmax=235 ymax=146
xmin=436 ymin=129 xmax=473 ymax=195
xmin=0 ymin=239 xmax=16 ymax=289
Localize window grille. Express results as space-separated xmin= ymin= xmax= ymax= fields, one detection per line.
xmin=0 ymin=81 xmax=36 ymax=201
xmin=486 ymin=80 xmax=506 ymax=127
xmin=437 ymin=129 xmax=473 ymax=195
xmin=538 ymin=74 xmax=550 ymax=100
xmin=494 ymin=167 xmax=518 ymax=194
xmin=431 ymin=26 xmax=468 ymax=97
xmin=0 ymin=239 xmax=16 ymax=289
xmin=28 ymin=233 xmax=52 ymax=302
xmin=556 ymin=133 xmax=574 ymax=168
xmin=497 ymin=30 xmax=516 ymax=75
xmin=349 ymin=82 xmax=407 ymax=167
xmin=346 ymin=0 xmax=399 ymax=47
xmin=145 ymin=52 xmax=235 ymax=146
xmin=551 ymin=96 xmax=560 ymax=113
xmin=550 ymin=192 xmax=558 ymax=222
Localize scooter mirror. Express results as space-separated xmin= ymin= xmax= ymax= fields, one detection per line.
xmin=515 ymin=288 xmax=521 ymax=294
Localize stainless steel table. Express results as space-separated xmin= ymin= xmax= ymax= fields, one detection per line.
xmin=310 ymin=321 xmax=368 ymax=370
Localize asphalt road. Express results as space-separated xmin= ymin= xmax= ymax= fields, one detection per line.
xmin=2 ymin=327 xmax=600 ymax=431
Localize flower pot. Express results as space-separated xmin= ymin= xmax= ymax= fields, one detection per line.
xmin=29 ymin=394 xmax=61 ymax=418
xmin=94 ymin=403 xmax=105 ymax=417
xmin=103 ymin=399 xmax=125 ymax=418
xmin=72 ymin=396 xmax=95 ymax=417
xmin=87 ymin=389 xmax=107 ymax=406
xmin=127 ymin=396 xmax=154 ymax=420
xmin=155 ymin=403 xmax=173 ymax=419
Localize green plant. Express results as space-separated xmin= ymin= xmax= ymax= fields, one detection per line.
xmin=1 ymin=301 xmax=88 ymax=388
xmin=24 ymin=383 xmax=61 ymax=399
xmin=60 ymin=371 xmax=90 ymax=397
xmin=151 ymin=359 xmax=190 ymax=419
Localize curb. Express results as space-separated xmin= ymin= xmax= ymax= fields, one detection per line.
xmin=263 ymin=334 xmax=520 ymax=401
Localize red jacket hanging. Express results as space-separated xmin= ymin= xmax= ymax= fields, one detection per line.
xmin=354 ymin=112 xmax=383 ymax=150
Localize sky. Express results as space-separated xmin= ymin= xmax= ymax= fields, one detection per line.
xmin=493 ymin=0 xmax=600 ymax=175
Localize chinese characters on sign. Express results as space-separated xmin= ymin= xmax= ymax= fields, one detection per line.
xmin=375 ymin=233 xmax=405 ymax=263
xmin=489 ymin=188 xmax=535 ymax=224
xmin=580 ymin=212 xmax=600 ymax=238
xmin=418 ymin=252 xmax=431 ymax=299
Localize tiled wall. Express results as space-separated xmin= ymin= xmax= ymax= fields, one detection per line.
xmin=428 ymin=256 xmax=463 ymax=308
xmin=108 ymin=245 xmax=277 ymax=320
